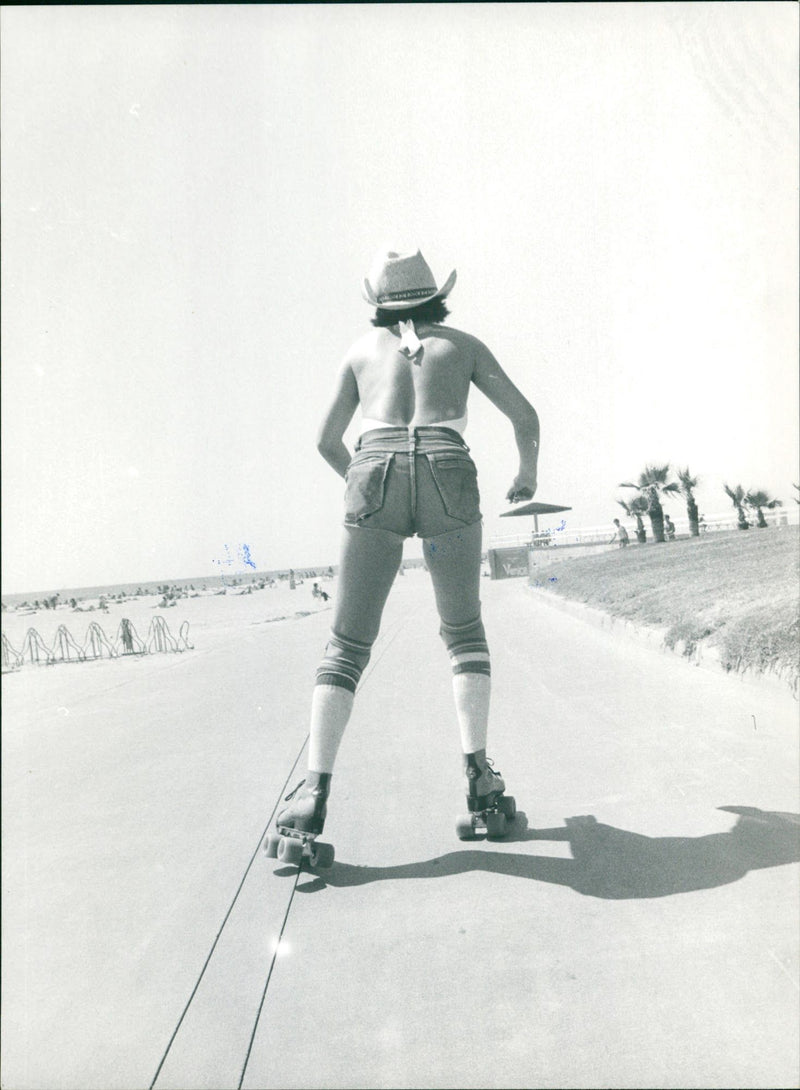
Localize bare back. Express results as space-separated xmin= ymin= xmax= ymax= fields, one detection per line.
xmin=317 ymin=317 xmax=538 ymax=494
xmin=346 ymin=324 xmax=476 ymax=427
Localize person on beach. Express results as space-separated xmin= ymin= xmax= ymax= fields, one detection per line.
xmin=610 ymin=518 xmax=630 ymax=547
xmin=273 ymin=249 xmax=539 ymax=842
xmin=664 ymin=514 xmax=676 ymax=541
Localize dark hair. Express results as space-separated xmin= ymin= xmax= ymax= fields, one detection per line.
xmin=370 ymin=296 xmax=450 ymax=327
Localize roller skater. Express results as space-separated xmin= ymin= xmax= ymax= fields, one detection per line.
xmin=264 ymin=249 xmax=539 ymax=870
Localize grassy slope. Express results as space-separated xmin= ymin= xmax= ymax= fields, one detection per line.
xmin=528 ymin=526 xmax=799 ymax=692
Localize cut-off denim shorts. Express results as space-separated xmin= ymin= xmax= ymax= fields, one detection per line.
xmin=343 ymin=426 xmax=482 ymax=539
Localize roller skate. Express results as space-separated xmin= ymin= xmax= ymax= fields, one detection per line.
xmin=455 ymin=750 xmax=516 ymax=840
xmin=263 ymin=772 xmax=335 ymax=869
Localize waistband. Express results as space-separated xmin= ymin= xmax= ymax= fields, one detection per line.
xmin=354 ymin=426 xmax=470 ymax=454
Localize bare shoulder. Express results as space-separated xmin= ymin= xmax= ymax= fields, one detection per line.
xmin=421 ymin=324 xmax=482 ymax=365
xmin=342 ymin=327 xmax=386 ymax=368
xmin=436 ymin=325 xmax=496 ymax=360
xmin=464 ymin=331 xmax=502 ymax=372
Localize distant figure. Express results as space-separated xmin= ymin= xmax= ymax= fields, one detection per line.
xmin=664 ymin=514 xmax=676 ymax=541
xmin=610 ymin=518 xmax=629 ymax=547
xmin=289 ymin=569 xmax=296 ymax=590
xmin=698 ymin=513 xmax=708 ymax=533
xmin=312 ymin=582 xmax=329 ymax=601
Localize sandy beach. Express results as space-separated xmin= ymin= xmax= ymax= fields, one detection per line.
xmin=1 ymin=577 xmax=337 ymax=665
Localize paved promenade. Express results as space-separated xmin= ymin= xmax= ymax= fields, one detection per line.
xmin=2 ymin=573 xmax=798 ymax=1089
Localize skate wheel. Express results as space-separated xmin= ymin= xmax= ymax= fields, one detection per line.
xmin=456 ymin=815 xmax=477 ymax=840
xmin=310 ymin=841 xmax=335 ymax=869
xmin=263 ymin=833 xmax=281 ymax=859
xmin=485 ymin=811 xmax=507 ymax=838
xmin=498 ymin=795 xmax=517 ymax=820
xmin=277 ymin=838 xmax=304 ymax=866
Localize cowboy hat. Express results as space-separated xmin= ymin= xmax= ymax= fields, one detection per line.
xmin=361 ymin=249 xmax=457 ymax=310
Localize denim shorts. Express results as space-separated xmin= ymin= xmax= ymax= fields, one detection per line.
xmin=343 ymin=426 xmax=482 ymax=539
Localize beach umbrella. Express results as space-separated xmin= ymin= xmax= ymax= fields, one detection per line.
xmin=500 ymin=501 xmax=572 ymax=535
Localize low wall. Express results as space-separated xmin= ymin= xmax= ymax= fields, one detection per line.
xmin=528 ymin=542 xmax=616 ymax=574
xmin=488 ymin=546 xmax=530 ymax=580
xmin=489 ymin=541 xmax=616 ymax=579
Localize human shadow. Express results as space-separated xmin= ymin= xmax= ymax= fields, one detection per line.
xmin=288 ymin=807 xmax=800 ymax=900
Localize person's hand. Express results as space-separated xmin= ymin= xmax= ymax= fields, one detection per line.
xmin=506 ymin=471 xmax=537 ymax=504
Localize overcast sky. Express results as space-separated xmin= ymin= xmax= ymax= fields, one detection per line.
xmin=2 ymin=2 xmax=797 ymax=593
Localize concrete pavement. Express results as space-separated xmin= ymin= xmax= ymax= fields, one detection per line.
xmin=2 ymin=573 xmax=798 ymax=1089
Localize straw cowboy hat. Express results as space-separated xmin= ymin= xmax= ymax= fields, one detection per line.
xmin=362 ymin=249 xmax=457 ymax=310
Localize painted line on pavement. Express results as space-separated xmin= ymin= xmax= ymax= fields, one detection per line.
xmin=148 ymin=741 xmax=309 ymax=1089
xmin=237 ymin=869 xmax=302 ymax=1089
xmin=149 ymin=608 xmax=411 ymax=1089
xmin=236 ymin=608 xmax=413 ymax=1089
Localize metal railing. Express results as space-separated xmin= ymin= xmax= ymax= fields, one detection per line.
xmin=489 ymin=509 xmax=798 ymax=550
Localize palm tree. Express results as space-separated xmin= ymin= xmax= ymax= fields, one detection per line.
xmin=676 ymin=466 xmax=701 ymax=537
xmin=620 ymin=464 xmax=680 ymax=543
xmin=617 ymin=496 xmax=648 ymax=543
xmin=745 ymin=489 xmax=782 ymax=528
xmin=723 ymin=483 xmax=750 ymax=529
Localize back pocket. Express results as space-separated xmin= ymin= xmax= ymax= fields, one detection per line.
xmin=428 ymin=454 xmax=481 ymax=524
xmin=344 ymin=455 xmax=392 ymax=523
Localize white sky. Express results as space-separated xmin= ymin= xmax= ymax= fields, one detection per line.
xmin=2 ymin=2 xmax=797 ymax=593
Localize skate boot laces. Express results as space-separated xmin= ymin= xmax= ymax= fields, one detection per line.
xmin=481 ymin=759 xmax=504 ymax=787
xmin=283 ymin=779 xmax=306 ymax=802
xmin=467 ymin=758 xmax=505 ymax=799
xmin=277 ymin=777 xmax=328 ymax=835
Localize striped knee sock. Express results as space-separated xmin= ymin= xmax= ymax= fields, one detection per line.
xmin=452 ymin=672 xmax=491 ymax=754
xmin=307 ymin=684 xmax=354 ymax=774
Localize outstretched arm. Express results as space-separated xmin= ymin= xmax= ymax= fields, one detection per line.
xmin=316 ymin=360 xmax=360 ymax=478
xmin=471 ymin=340 xmax=540 ymax=502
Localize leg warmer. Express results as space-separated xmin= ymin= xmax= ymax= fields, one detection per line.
xmin=439 ymin=613 xmax=491 ymax=677
xmin=315 ymin=629 xmax=373 ymax=693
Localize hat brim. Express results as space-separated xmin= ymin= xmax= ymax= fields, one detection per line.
xmin=361 ymin=268 xmax=457 ymax=310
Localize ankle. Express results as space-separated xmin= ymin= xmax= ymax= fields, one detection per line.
xmin=305 ymin=771 xmax=332 ymax=796
xmin=463 ymin=749 xmax=488 ymax=778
